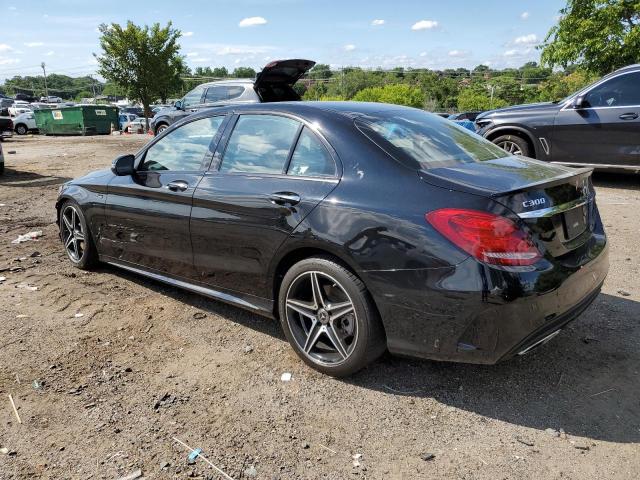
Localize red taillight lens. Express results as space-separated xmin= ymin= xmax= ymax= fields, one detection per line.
xmin=425 ymin=208 xmax=541 ymax=266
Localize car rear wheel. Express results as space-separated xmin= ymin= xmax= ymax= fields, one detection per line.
xmin=15 ymin=124 xmax=28 ymax=135
xmin=493 ymin=134 xmax=531 ymax=157
xmin=155 ymin=123 xmax=168 ymax=135
xmin=60 ymin=201 xmax=98 ymax=269
xmin=278 ymin=257 xmax=386 ymax=377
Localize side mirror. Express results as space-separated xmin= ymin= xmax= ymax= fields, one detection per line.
xmin=111 ymin=154 xmax=136 ymax=176
xmin=174 ymin=100 xmax=183 ymax=110
xmin=572 ymin=94 xmax=586 ymax=109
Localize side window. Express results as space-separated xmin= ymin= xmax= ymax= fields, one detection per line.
xmin=220 ymin=115 xmax=300 ymax=174
xmin=226 ymin=86 xmax=244 ymax=100
xmin=204 ymin=86 xmax=228 ymax=103
xmin=584 ymin=72 xmax=640 ymax=108
xmin=287 ymin=127 xmax=336 ymax=177
xmin=140 ymin=116 xmax=224 ymax=172
xmin=182 ymin=85 xmax=205 ymax=108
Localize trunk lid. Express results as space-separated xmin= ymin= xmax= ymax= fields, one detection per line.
xmin=419 ymin=156 xmax=597 ymax=258
xmin=254 ymin=59 xmax=315 ymax=102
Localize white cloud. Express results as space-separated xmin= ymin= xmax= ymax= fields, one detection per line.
xmin=419 ymin=51 xmax=428 ymax=57
xmin=194 ymin=43 xmax=274 ymax=56
xmin=520 ymin=11 xmax=530 ymax=20
xmin=0 ymin=57 xmax=20 ymax=65
xmin=45 ymin=50 xmax=55 ymax=56
xmin=192 ymin=57 xmax=212 ymax=63
xmin=24 ymin=42 xmax=44 ymax=47
xmin=183 ymin=31 xmax=194 ymax=37
xmin=371 ymin=19 xmax=385 ymax=26
xmin=0 ymin=44 xmax=13 ymax=52
xmin=186 ymin=52 xmax=198 ymax=57
xmin=411 ymin=20 xmax=439 ymax=31
xmin=343 ymin=44 xmax=356 ymax=51
xmin=8 ymin=6 xmax=17 ymax=10
xmin=504 ymin=49 xmax=518 ymax=57
xmin=514 ymin=33 xmax=538 ymax=45
xmin=238 ymin=16 xmax=267 ymax=27
xmin=448 ymin=50 xmax=468 ymax=57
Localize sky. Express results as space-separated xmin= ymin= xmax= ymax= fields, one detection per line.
xmin=0 ymin=0 xmax=566 ymax=81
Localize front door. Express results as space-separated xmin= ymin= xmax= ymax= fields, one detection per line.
xmin=102 ymin=115 xmax=227 ymax=278
xmin=552 ymin=71 xmax=640 ymax=167
xmin=191 ymin=113 xmax=340 ymax=299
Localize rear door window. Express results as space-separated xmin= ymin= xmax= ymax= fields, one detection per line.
xmin=287 ymin=127 xmax=336 ymax=177
xmin=205 ymin=86 xmax=246 ymax=103
xmin=219 ymin=115 xmax=300 ymax=174
xmin=182 ymin=85 xmax=205 ymax=108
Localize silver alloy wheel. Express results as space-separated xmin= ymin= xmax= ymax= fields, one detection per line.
xmin=285 ymin=271 xmax=358 ymax=366
xmin=497 ymin=140 xmax=523 ymax=155
xmin=16 ymin=124 xmax=27 ymax=135
xmin=61 ymin=205 xmax=86 ymax=262
xmin=156 ymin=124 xmax=168 ymax=134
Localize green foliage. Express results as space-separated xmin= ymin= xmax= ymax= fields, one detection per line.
xmin=457 ymin=88 xmax=508 ymax=111
xmin=352 ymin=84 xmax=425 ymax=108
xmin=2 ymin=74 xmax=102 ymax=100
xmin=309 ymin=64 xmax=332 ymax=79
xmin=96 ymin=21 xmax=183 ymax=113
xmin=538 ymin=70 xmax=599 ymax=100
xmin=540 ymin=0 xmax=640 ymax=75
xmin=231 ymin=67 xmax=256 ymax=78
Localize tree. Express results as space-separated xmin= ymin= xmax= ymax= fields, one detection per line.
xmin=457 ymin=88 xmax=507 ymax=111
xmin=96 ymin=21 xmax=183 ymax=124
xmin=352 ymin=84 xmax=425 ymax=108
xmin=232 ymin=67 xmax=256 ymax=78
xmin=309 ymin=64 xmax=332 ymax=80
xmin=540 ymin=0 xmax=640 ymax=75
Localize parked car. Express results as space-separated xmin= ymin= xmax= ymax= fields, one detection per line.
xmin=0 ymin=116 xmax=13 ymax=141
xmin=150 ymin=59 xmax=315 ymax=135
xmin=15 ymin=92 xmax=37 ymax=103
xmin=118 ymin=113 xmax=138 ymax=131
xmin=124 ymin=117 xmax=150 ymax=133
xmin=476 ymin=64 xmax=640 ymax=172
xmin=56 ymin=102 xmax=608 ymax=376
xmin=13 ymin=111 xmax=38 ymax=135
xmin=0 ymin=98 xmax=13 ymax=116
xmin=8 ymin=101 xmax=32 ymax=117
xmin=120 ymin=106 xmax=144 ymax=117
xmin=448 ymin=111 xmax=482 ymax=121
xmin=40 ymin=95 xmax=63 ymax=103
xmin=0 ymin=140 xmax=4 ymax=174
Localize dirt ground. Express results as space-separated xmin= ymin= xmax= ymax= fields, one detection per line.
xmin=0 ymin=134 xmax=638 ymax=480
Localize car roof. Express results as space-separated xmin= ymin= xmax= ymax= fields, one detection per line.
xmin=198 ymin=79 xmax=255 ymax=87
xmin=225 ymin=101 xmax=423 ymax=118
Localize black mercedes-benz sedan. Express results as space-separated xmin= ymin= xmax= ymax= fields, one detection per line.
xmin=56 ymin=102 xmax=609 ymax=376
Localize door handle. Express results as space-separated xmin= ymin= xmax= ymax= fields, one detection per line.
xmin=269 ymin=192 xmax=301 ymax=206
xmin=619 ymin=112 xmax=638 ymax=120
xmin=166 ymin=180 xmax=189 ymax=192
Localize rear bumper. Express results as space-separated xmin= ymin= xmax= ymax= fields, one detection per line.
xmin=365 ymin=236 xmax=609 ymax=364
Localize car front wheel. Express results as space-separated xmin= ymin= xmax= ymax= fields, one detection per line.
xmin=59 ymin=201 xmax=98 ymax=269
xmin=155 ymin=123 xmax=168 ymax=135
xmin=15 ymin=124 xmax=28 ymax=135
xmin=278 ymin=257 xmax=386 ymax=377
xmin=493 ymin=134 xmax=531 ymax=157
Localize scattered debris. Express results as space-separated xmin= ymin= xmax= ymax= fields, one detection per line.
xmin=7 ymin=150 xmax=16 ymax=154
xmin=193 ymin=312 xmax=207 ymax=320
xmin=545 ymin=428 xmax=560 ymax=437
xmin=143 ymin=323 xmax=153 ymax=333
xmin=590 ymin=388 xmax=615 ymax=397
xmin=11 ymin=231 xmax=43 ymax=244
xmin=0 ymin=276 xmax=6 ymax=283
xmin=515 ymin=437 xmax=534 ymax=447
xmin=32 ymin=380 xmax=44 ymax=390
xmin=160 ymin=460 xmax=171 ymax=470
xmin=244 ymin=345 xmax=254 ymax=353
xmin=318 ymin=444 xmax=337 ymax=454
xmin=581 ymin=337 xmax=599 ymax=344
xmin=16 ymin=283 xmax=38 ymax=291
xmin=187 ymin=448 xmax=202 ymax=465
xmin=8 ymin=394 xmax=22 ymax=424
xmin=0 ymin=447 xmax=9 ymax=455
xmin=29 ymin=251 xmax=41 ymax=257
xmin=116 ymin=469 xmax=142 ymax=480
xmin=301 ymin=442 xmax=310 ymax=449
xmin=617 ymin=289 xmax=631 ymax=297
xmin=244 ymin=465 xmax=258 ymax=477
xmin=420 ymin=453 xmax=436 ymax=462
xmin=172 ymin=437 xmax=235 ymax=480
xmin=573 ymin=444 xmax=590 ymax=451
xmin=84 ymin=402 xmax=96 ymax=409
xmin=383 ymin=384 xmax=421 ymax=394
xmin=281 ymin=372 xmax=292 ymax=382
xmin=74 ymin=313 xmax=84 ymax=318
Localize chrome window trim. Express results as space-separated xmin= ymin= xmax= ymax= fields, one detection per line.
xmin=560 ymin=70 xmax=640 ymax=112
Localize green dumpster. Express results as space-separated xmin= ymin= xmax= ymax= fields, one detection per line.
xmin=34 ymin=105 xmax=118 ymax=135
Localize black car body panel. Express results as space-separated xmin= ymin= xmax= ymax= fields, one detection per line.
xmin=57 ymin=102 xmax=608 ymax=365
xmin=476 ymin=64 xmax=640 ymax=172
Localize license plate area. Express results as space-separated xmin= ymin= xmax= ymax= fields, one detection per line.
xmin=562 ymin=204 xmax=587 ymax=241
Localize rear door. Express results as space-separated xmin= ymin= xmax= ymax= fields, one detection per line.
xmin=191 ymin=112 xmax=339 ymax=298
xmin=253 ymin=59 xmax=315 ymax=102
xmin=552 ymin=71 xmax=640 ymax=167
xmin=102 ymin=115 xmax=227 ymax=278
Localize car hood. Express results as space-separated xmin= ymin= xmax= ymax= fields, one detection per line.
xmin=477 ymin=101 xmax=559 ymax=120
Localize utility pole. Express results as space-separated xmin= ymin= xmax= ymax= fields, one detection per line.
xmin=41 ymin=62 xmax=49 ymax=98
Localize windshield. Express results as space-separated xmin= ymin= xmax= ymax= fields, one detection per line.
xmin=356 ymin=109 xmax=507 ymax=169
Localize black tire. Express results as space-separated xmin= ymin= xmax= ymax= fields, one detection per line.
xmin=155 ymin=123 xmax=168 ymax=135
xmin=0 ymin=162 xmax=4 ymax=175
xmin=278 ymin=256 xmax=386 ymax=377
xmin=492 ymin=134 xmax=532 ymax=157
xmin=15 ymin=124 xmax=28 ymax=135
xmin=59 ymin=200 xmax=98 ymax=270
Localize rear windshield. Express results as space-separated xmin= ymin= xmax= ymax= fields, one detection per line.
xmin=356 ymin=109 xmax=507 ymax=169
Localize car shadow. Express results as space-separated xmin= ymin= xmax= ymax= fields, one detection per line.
xmin=592 ymin=171 xmax=640 ymax=191
xmin=100 ymin=265 xmax=639 ymax=444
xmin=0 ymin=167 xmax=72 ymax=188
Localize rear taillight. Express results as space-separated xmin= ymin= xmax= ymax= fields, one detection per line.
xmin=425 ymin=208 xmax=541 ymax=266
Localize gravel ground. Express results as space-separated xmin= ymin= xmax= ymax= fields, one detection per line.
xmin=0 ymin=134 xmax=638 ymax=480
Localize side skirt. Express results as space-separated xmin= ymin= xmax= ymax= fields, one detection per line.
xmin=101 ymin=256 xmax=275 ymax=319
